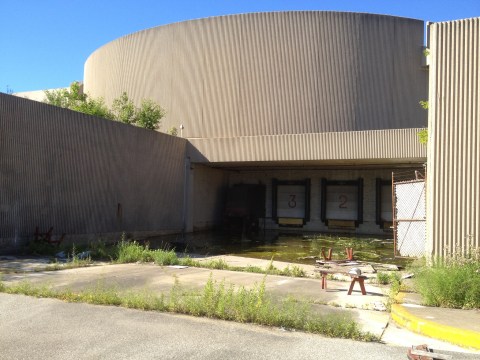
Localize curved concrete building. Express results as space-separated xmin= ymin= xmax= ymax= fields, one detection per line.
xmin=84 ymin=12 xmax=426 ymax=139
xmin=82 ymin=12 xmax=428 ymax=236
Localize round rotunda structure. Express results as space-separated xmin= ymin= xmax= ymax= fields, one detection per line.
xmin=84 ymin=11 xmax=426 ymax=139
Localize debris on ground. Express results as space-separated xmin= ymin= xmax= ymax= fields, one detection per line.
xmin=76 ymin=251 xmax=91 ymax=260
xmin=55 ymin=251 xmax=66 ymax=259
xmin=373 ymin=302 xmax=387 ymax=311
xmin=407 ymin=344 xmax=452 ymax=360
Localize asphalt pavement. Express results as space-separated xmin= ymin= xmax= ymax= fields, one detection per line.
xmin=0 ymin=254 xmax=479 ymax=357
xmin=1 ymin=293 xmax=480 ymax=360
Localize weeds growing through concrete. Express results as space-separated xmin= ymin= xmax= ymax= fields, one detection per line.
xmin=111 ymin=240 xmax=307 ymax=278
xmin=0 ymin=276 xmax=377 ymax=341
xmin=43 ymin=244 xmax=94 ymax=271
xmin=44 ymin=258 xmax=93 ymax=271
xmin=21 ymin=235 xmax=308 ymax=279
xmin=375 ymin=271 xmax=401 ymax=285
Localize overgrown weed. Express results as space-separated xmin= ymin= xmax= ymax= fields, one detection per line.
xmin=376 ymin=271 xmax=401 ymax=285
xmin=0 ymin=276 xmax=376 ymax=341
xmin=411 ymin=248 xmax=480 ymax=309
xmin=26 ymin=234 xmax=309 ymax=279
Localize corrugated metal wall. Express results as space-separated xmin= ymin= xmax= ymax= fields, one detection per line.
xmin=189 ymin=128 xmax=426 ymax=163
xmin=0 ymin=94 xmax=187 ymax=249
xmin=84 ymin=12 xmax=427 ymax=138
xmin=427 ymin=18 xmax=480 ymax=256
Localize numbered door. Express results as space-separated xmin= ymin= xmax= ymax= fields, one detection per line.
xmin=277 ymin=185 xmax=306 ymax=219
xmin=326 ymin=185 xmax=358 ymax=220
xmin=321 ymin=178 xmax=363 ymax=226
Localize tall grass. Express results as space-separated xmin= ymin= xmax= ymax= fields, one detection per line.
xmin=375 ymin=271 xmax=401 ymax=285
xmin=412 ymin=249 xmax=480 ymax=309
xmin=113 ymin=240 xmax=307 ymax=278
xmin=0 ymin=276 xmax=376 ymax=341
xmin=115 ymin=240 xmax=179 ymax=266
xmin=28 ymin=235 xmax=308 ymax=279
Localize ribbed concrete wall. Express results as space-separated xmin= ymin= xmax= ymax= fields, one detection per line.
xmin=427 ymin=18 xmax=480 ymax=256
xmin=0 ymin=94 xmax=187 ymax=250
xmin=188 ymin=128 xmax=426 ymax=164
xmin=84 ymin=12 xmax=427 ymax=138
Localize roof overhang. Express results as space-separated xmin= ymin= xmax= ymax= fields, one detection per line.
xmin=187 ymin=128 xmax=426 ymax=169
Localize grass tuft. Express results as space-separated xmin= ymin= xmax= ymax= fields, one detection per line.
xmin=376 ymin=271 xmax=401 ymax=285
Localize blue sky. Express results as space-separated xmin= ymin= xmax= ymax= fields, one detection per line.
xmin=1 ymin=0 xmax=479 ymax=93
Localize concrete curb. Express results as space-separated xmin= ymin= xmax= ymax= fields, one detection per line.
xmin=391 ymin=294 xmax=480 ymax=350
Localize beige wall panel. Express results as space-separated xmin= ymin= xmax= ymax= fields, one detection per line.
xmin=84 ymin=12 xmax=427 ymax=138
xmin=427 ymin=18 xmax=480 ymax=256
xmin=0 ymin=94 xmax=187 ymax=250
xmin=188 ymin=129 xmax=426 ymax=163
xmin=170 ymin=21 xmax=205 ymax=135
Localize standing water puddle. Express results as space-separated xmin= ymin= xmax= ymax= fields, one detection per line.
xmin=146 ymin=231 xmax=411 ymax=268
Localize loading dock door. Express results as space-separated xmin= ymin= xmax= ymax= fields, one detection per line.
xmin=321 ymin=178 xmax=363 ymax=227
xmin=326 ymin=185 xmax=358 ymax=220
xmin=277 ymin=185 xmax=306 ymax=218
xmin=272 ymin=179 xmax=311 ymax=226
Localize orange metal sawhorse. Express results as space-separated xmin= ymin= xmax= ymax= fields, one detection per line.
xmin=318 ymin=270 xmax=367 ymax=295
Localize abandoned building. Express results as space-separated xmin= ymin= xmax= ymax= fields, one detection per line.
xmin=2 ymin=12 xmax=478 ymax=257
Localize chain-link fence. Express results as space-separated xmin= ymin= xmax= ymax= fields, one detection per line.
xmin=393 ymin=169 xmax=426 ymax=257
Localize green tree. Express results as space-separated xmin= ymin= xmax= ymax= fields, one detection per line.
xmin=75 ymin=96 xmax=113 ymax=119
xmin=44 ymin=83 xmax=165 ymax=130
xmin=111 ymin=92 xmax=165 ymax=130
xmin=135 ymin=99 xmax=165 ymax=130
xmin=44 ymin=84 xmax=81 ymax=108
xmin=111 ymin=92 xmax=136 ymax=125
xmin=44 ymin=82 xmax=113 ymax=119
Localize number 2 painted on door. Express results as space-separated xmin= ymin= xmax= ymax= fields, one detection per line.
xmin=339 ymin=195 xmax=348 ymax=208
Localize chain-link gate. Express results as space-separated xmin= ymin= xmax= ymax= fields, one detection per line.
xmin=392 ymin=169 xmax=426 ymax=257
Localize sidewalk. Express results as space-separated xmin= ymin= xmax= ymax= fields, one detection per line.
xmin=391 ymin=292 xmax=480 ymax=350
xmin=1 ymin=254 xmax=479 ymax=352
